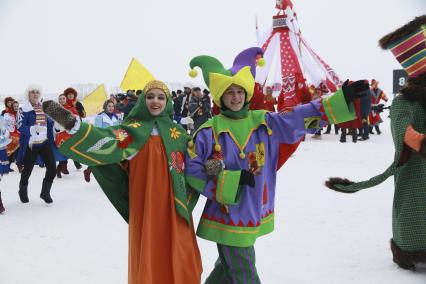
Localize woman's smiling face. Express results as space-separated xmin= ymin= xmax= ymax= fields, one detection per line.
xmin=145 ymin=89 xmax=167 ymax=116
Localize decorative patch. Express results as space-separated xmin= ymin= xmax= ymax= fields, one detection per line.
xmin=248 ymin=152 xmax=261 ymax=175
xmin=170 ymin=127 xmax=181 ymax=140
xmin=255 ymin=142 xmax=265 ymax=167
xmin=170 ymin=151 xmax=185 ymax=173
xmin=114 ymin=129 xmax=133 ymax=149
xmin=127 ymin=122 xmax=141 ymax=128
xmin=87 ymin=137 xmax=115 ymax=153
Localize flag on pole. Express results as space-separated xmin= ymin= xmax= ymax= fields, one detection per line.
xmin=120 ymin=58 xmax=155 ymax=92
xmin=82 ymin=84 xmax=108 ymax=116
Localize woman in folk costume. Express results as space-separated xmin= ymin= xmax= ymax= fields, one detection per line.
xmin=63 ymin=87 xmax=85 ymax=171
xmin=326 ymin=15 xmax=426 ymax=270
xmin=4 ymin=100 xmax=21 ymax=170
xmin=185 ymin=47 xmax=369 ymax=283
xmin=0 ymin=116 xmax=12 ymax=213
xmin=42 ymin=80 xmax=202 ymax=284
xmin=1 ymin=97 xmax=14 ymax=116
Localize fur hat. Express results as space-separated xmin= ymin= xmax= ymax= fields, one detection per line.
xmin=25 ymin=84 xmax=43 ymax=99
xmin=379 ymin=15 xmax=426 ymax=78
xmin=63 ymin=87 xmax=78 ymax=97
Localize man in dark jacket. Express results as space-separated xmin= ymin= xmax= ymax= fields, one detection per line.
xmin=188 ymin=87 xmax=211 ymax=132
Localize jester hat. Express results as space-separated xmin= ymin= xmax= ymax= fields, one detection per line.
xmin=379 ymin=15 xmax=426 ymax=78
xmin=189 ymin=47 xmax=264 ymax=107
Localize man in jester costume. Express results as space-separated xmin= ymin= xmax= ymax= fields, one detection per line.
xmin=326 ymin=15 xmax=426 ymax=271
xmin=185 ymin=47 xmax=369 ymax=283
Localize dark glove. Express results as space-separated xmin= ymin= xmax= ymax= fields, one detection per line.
xmin=421 ymin=138 xmax=426 ymax=159
xmin=42 ymin=100 xmax=77 ymax=130
xmin=239 ymin=170 xmax=255 ymax=188
xmin=342 ymin=79 xmax=370 ymax=104
xmin=205 ymin=159 xmax=223 ymax=177
xmin=372 ymin=104 xmax=385 ymax=113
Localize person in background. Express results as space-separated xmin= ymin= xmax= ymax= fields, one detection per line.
xmin=188 ymin=87 xmax=211 ymax=132
xmin=82 ymin=99 xmax=122 ymax=182
xmin=17 ymin=85 xmax=56 ymax=204
xmin=64 ymin=87 xmax=85 ymax=170
xmin=0 ymin=116 xmax=12 ymax=213
xmin=1 ymin=97 xmax=15 ymax=116
xmin=4 ymin=100 xmax=20 ymax=171
xmin=369 ymin=79 xmax=388 ymax=135
xmin=264 ymin=86 xmax=277 ymax=112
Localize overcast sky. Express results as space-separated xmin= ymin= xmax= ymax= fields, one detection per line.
xmin=0 ymin=0 xmax=424 ymax=98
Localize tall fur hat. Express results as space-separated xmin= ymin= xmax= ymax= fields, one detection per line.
xmin=379 ymin=15 xmax=426 ymax=78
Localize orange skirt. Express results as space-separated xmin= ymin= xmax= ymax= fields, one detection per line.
xmin=128 ymin=135 xmax=202 ymax=284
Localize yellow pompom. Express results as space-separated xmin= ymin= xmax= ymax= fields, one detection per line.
xmin=267 ymin=129 xmax=273 ymax=135
xmin=214 ymin=144 xmax=221 ymax=152
xmin=187 ymin=140 xmax=194 ymax=148
xmin=257 ymin=58 xmax=266 ymax=67
xmin=239 ymin=152 xmax=246 ymax=159
xmin=189 ymin=69 xmax=198 ymax=78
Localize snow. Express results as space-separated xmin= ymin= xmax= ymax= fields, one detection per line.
xmin=1 ymin=115 xmax=426 ymax=284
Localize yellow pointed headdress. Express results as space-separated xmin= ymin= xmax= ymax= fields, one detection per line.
xmin=188 ymin=47 xmax=265 ymax=107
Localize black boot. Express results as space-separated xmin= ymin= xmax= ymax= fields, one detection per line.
xmin=375 ymin=125 xmax=382 ymax=135
xmin=40 ymin=180 xmax=53 ymax=204
xmin=19 ymin=182 xmax=29 ymax=203
xmin=56 ymin=165 xmax=62 ymax=178
xmin=0 ymin=192 xmax=5 ymax=213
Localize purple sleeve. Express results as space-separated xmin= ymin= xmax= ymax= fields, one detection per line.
xmin=266 ymin=100 xmax=323 ymax=144
xmin=185 ymin=129 xmax=216 ymax=200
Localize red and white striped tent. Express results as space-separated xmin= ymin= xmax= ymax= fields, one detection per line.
xmin=256 ymin=0 xmax=342 ymax=107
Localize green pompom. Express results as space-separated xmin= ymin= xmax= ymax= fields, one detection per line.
xmin=189 ymin=69 xmax=198 ymax=78
xmin=257 ymin=58 xmax=266 ymax=67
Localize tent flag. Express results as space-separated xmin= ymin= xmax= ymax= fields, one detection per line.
xmin=82 ymin=84 xmax=108 ymax=116
xmin=120 ymin=58 xmax=155 ymax=92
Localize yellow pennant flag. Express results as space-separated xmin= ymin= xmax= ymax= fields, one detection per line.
xmin=82 ymin=84 xmax=108 ymax=116
xmin=120 ymin=58 xmax=155 ymax=92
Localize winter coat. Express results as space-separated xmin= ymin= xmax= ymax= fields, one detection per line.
xmin=188 ymin=95 xmax=211 ymax=131
xmin=94 ymin=112 xmax=120 ymax=129
xmin=16 ymin=102 xmax=54 ymax=164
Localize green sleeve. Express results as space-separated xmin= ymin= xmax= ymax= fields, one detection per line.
xmin=322 ymin=89 xmax=356 ymax=124
xmin=216 ymin=170 xmax=242 ymax=205
xmin=59 ymin=122 xmax=138 ymax=166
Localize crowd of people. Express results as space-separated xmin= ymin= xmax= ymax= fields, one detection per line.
xmin=1 ymin=14 xmax=425 ymax=284
xmin=0 ymin=79 xmax=390 ymax=214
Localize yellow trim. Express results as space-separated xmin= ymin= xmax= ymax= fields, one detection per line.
xmin=218 ymin=170 xmax=227 ymax=203
xmin=407 ymin=58 xmax=426 ymax=74
xmin=186 ymin=192 xmax=193 ymax=204
xmin=325 ymin=97 xmax=337 ymax=124
xmin=199 ymin=214 xmax=274 ymax=234
xmin=393 ymin=29 xmax=424 ymax=55
xmin=401 ymin=48 xmax=426 ymax=65
xmin=70 ymin=124 xmax=103 ymax=165
xmin=174 ymin=197 xmax=188 ymax=211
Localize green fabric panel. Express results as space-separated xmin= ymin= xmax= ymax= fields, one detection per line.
xmin=90 ymin=164 xmax=129 ymax=223
xmin=216 ymin=170 xmax=242 ymax=205
xmin=187 ymin=175 xmax=207 ymax=193
xmin=197 ymin=214 xmax=275 ymax=247
xmin=322 ymin=89 xmax=355 ymax=124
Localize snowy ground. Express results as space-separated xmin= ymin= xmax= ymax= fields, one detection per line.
xmin=1 ymin=115 xmax=426 ymax=284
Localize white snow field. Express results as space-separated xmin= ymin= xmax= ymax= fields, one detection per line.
xmin=1 ymin=116 xmax=426 ymax=284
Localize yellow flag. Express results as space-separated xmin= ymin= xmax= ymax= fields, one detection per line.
xmin=120 ymin=58 xmax=155 ymax=92
xmin=82 ymin=84 xmax=108 ymax=116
